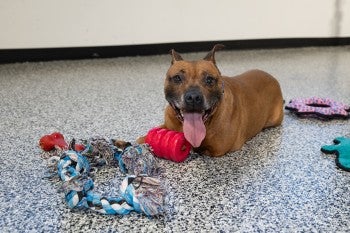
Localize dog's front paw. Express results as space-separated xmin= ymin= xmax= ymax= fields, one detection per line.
xmin=194 ymin=146 xmax=225 ymax=157
xmin=136 ymin=136 xmax=146 ymax=144
xmin=111 ymin=139 xmax=131 ymax=150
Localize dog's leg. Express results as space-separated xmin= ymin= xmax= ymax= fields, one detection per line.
xmin=136 ymin=136 xmax=146 ymax=144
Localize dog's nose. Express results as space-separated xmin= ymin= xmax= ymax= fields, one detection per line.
xmin=184 ymin=88 xmax=203 ymax=106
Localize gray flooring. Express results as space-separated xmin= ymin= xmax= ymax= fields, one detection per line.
xmin=1 ymin=46 xmax=350 ymax=232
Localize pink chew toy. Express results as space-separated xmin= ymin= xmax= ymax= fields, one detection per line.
xmin=285 ymin=97 xmax=350 ymax=120
xmin=145 ymin=127 xmax=191 ymax=162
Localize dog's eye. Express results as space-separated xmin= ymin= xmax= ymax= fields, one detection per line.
xmin=205 ymin=76 xmax=216 ymax=86
xmin=171 ymin=75 xmax=183 ymax=84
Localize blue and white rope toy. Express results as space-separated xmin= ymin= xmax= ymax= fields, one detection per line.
xmin=42 ymin=137 xmax=164 ymax=217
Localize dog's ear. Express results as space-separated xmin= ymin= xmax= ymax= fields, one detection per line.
xmin=170 ymin=49 xmax=183 ymax=64
xmin=203 ymin=44 xmax=225 ymax=64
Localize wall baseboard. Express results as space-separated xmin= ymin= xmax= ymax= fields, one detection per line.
xmin=1 ymin=37 xmax=349 ymax=64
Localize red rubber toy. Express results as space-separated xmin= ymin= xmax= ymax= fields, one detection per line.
xmin=145 ymin=127 xmax=191 ymax=162
xmin=39 ymin=132 xmax=68 ymax=151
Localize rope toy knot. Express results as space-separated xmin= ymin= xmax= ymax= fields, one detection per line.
xmin=120 ymin=175 xmax=164 ymax=216
xmin=115 ymin=143 xmax=161 ymax=176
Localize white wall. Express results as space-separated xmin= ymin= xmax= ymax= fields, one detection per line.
xmin=0 ymin=0 xmax=349 ymax=49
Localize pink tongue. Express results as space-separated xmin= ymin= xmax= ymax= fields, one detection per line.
xmin=183 ymin=112 xmax=206 ymax=148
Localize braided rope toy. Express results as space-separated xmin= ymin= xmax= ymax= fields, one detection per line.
xmin=285 ymin=97 xmax=350 ymax=120
xmin=40 ymin=135 xmax=164 ymax=217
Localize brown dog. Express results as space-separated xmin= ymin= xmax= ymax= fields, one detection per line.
xmin=139 ymin=44 xmax=284 ymax=157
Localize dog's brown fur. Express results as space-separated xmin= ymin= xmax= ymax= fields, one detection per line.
xmin=138 ymin=45 xmax=283 ymax=157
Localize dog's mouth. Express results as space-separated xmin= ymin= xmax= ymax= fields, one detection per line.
xmin=170 ymin=103 xmax=216 ymax=123
xmin=169 ymin=102 xmax=218 ymax=148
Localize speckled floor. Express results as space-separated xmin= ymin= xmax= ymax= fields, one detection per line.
xmin=1 ymin=46 xmax=350 ymax=232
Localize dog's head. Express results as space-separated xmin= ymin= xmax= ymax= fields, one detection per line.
xmin=164 ymin=44 xmax=225 ymax=147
